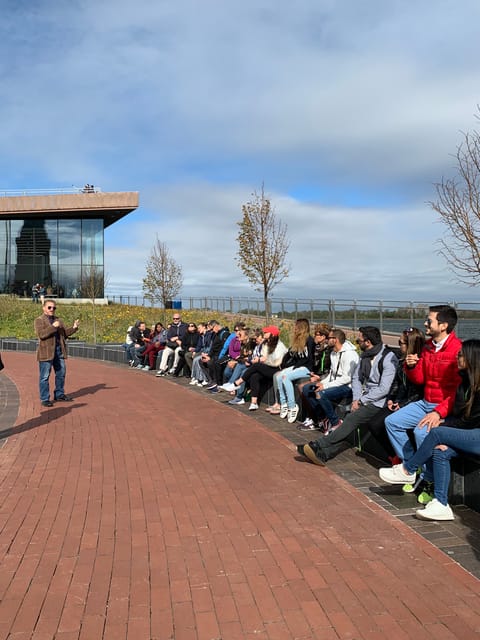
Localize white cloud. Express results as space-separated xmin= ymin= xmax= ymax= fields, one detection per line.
xmin=2 ymin=1 xmax=480 ymax=304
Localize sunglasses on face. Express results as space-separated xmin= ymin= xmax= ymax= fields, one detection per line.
xmin=47 ymin=306 xmax=56 ymax=310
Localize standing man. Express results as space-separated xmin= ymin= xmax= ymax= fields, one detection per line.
xmin=34 ymin=299 xmax=80 ymax=407
xmin=299 ymin=326 xmax=397 ymax=465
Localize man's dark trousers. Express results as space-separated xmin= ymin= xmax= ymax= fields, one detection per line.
xmin=313 ymin=404 xmax=382 ymax=460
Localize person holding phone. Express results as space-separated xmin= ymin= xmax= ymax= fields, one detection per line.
xmin=34 ymin=299 xmax=80 ymax=407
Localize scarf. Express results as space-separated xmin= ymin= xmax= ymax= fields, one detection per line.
xmin=358 ymin=343 xmax=383 ymax=384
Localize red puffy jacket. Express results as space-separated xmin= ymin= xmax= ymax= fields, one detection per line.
xmin=405 ymin=332 xmax=462 ymax=418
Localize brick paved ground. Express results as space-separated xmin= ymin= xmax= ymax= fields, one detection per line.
xmin=1 ymin=353 xmax=480 ymax=639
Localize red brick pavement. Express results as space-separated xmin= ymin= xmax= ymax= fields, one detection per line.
xmin=1 ymin=352 xmax=480 ymax=639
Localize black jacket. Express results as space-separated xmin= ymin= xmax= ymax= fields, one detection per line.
xmin=444 ymin=370 xmax=480 ymax=429
xmin=387 ymin=358 xmax=424 ymax=407
xmin=281 ymin=336 xmax=315 ymax=371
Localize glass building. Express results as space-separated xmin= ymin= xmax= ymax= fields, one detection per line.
xmin=0 ymin=189 xmax=138 ymax=298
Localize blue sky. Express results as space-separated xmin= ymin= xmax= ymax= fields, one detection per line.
xmin=2 ymin=0 xmax=480 ymax=303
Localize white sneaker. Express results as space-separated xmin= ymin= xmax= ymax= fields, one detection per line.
xmin=248 ymin=403 xmax=259 ymax=411
xmin=379 ymin=464 xmax=416 ymax=485
xmin=143 ymin=365 xmax=151 ymax=370
xmin=168 ymin=368 xmax=176 ymax=374
xmin=287 ymin=404 xmax=299 ymax=424
xmin=220 ymin=383 xmax=236 ymax=392
xmin=415 ymin=498 xmax=454 ymax=521
xmin=201 ymin=381 xmax=209 ymax=387
xmin=279 ymin=404 xmax=289 ymax=419
xmin=189 ymin=378 xmax=198 ymax=385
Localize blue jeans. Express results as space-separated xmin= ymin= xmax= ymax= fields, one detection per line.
xmin=385 ymin=399 xmax=437 ymax=481
xmin=39 ymin=345 xmax=66 ymax=401
xmin=303 ymin=384 xmax=352 ymax=426
xmin=276 ymin=366 xmax=310 ymax=408
xmin=404 ymin=426 xmax=480 ymax=505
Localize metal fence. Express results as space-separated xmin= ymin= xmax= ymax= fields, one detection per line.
xmin=106 ymin=295 xmax=480 ymax=339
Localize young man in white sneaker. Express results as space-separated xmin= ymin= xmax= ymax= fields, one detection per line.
xmin=383 ymin=305 xmax=462 ymax=503
xmin=299 ymin=327 xmax=397 ymax=465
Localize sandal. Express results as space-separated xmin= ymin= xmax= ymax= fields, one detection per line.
xmin=265 ymin=404 xmax=280 ymax=413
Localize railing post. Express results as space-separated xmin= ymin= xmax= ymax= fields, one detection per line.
xmin=353 ymin=299 xmax=357 ymax=331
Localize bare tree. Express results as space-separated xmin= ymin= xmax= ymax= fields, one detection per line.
xmin=430 ymin=120 xmax=480 ymax=285
xmin=236 ymin=184 xmax=290 ymax=318
xmin=81 ymin=266 xmax=108 ymax=343
xmin=142 ymin=237 xmax=183 ymax=307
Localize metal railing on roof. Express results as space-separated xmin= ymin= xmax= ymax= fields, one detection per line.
xmin=0 ymin=186 xmax=102 ymax=197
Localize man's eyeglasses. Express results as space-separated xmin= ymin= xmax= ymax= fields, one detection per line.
xmin=47 ymin=306 xmax=56 ymax=310
xmin=425 ymin=318 xmax=433 ymax=326
xmin=173 ymin=317 xmax=180 ymax=321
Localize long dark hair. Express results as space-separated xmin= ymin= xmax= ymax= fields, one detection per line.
xmin=461 ymin=339 xmax=480 ymax=418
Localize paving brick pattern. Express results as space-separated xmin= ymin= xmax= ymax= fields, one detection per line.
xmin=1 ymin=353 xmax=480 ymax=639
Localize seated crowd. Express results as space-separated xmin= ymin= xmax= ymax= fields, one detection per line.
xmin=124 ymin=305 xmax=475 ymax=523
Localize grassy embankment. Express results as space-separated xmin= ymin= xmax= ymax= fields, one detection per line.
xmin=0 ymin=297 xmax=292 ymax=344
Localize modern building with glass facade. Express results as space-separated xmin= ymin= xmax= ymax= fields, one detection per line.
xmin=0 ymin=189 xmax=138 ymax=298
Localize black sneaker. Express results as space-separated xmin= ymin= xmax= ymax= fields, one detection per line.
xmin=41 ymin=400 xmax=54 ymax=407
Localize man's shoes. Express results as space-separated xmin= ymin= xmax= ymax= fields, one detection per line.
xmin=206 ymin=383 xmax=218 ymax=390
xmin=168 ymin=368 xmax=176 ymax=374
xmin=143 ymin=365 xmax=151 ymax=370
xmin=287 ymin=404 xmax=299 ymax=424
xmin=41 ymin=400 xmax=54 ymax=407
xmin=189 ymin=378 xmax=198 ymax=385
xmin=303 ymin=443 xmax=327 ymax=466
xmin=228 ymin=397 xmax=245 ymax=405
xmin=155 ymin=369 xmax=167 ymax=377
xmin=379 ymin=464 xmax=416 ymax=485
xmin=136 ymin=364 xmax=144 ymax=369
xmin=417 ymin=481 xmax=434 ymax=504
xmin=416 ymin=498 xmax=454 ymax=521
xmin=201 ymin=381 xmax=209 ymax=387
xmin=55 ymin=395 xmax=74 ymax=402
xmin=209 ymin=386 xmax=219 ymax=393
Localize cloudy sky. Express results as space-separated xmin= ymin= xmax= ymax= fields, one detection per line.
xmin=2 ymin=0 xmax=480 ymax=305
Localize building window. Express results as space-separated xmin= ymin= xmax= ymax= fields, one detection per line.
xmin=0 ymin=217 xmax=104 ymax=297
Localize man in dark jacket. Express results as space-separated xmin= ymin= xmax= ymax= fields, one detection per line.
xmin=198 ymin=321 xmax=229 ymax=392
xmin=156 ymin=313 xmax=188 ymax=376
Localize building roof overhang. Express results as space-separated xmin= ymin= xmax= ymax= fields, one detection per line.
xmin=0 ymin=191 xmax=139 ymax=228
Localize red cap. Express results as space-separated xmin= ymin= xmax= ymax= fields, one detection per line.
xmin=262 ymin=325 xmax=280 ymax=336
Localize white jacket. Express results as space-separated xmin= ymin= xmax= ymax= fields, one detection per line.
xmin=321 ymin=340 xmax=359 ymax=389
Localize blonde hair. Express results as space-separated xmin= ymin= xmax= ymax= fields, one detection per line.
xmin=290 ymin=318 xmax=310 ymax=352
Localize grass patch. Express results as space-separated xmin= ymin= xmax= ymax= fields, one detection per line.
xmin=0 ymin=297 xmax=292 ymax=344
